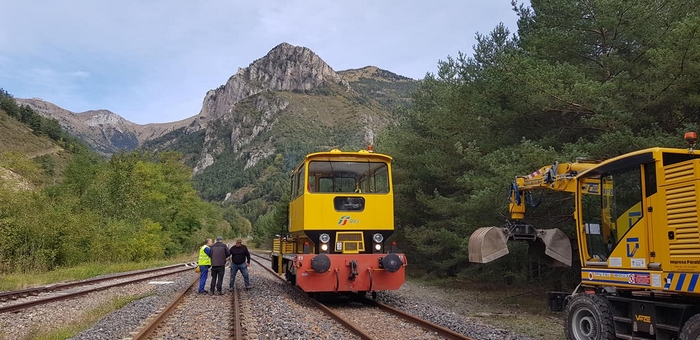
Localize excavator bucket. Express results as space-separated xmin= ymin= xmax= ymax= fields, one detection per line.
xmin=468 ymin=227 xmax=510 ymax=263
xmin=469 ymin=226 xmax=572 ymax=267
xmin=529 ymin=229 xmax=572 ymax=267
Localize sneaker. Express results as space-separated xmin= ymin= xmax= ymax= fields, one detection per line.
xmin=198 ymin=290 xmax=209 ymax=294
xmin=218 ymin=291 xmax=224 ymax=295
xmin=245 ymin=285 xmax=251 ymax=290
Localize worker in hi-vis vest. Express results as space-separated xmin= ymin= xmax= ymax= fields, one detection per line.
xmin=198 ymin=238 xmax=213 ymax=293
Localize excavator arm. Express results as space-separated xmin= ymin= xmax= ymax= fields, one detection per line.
xmin=468 ymin=161 xmax=598 ymax=267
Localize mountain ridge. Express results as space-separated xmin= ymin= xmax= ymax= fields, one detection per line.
xmin=13 ymin=42 xmax=419 ymax=206
xmin=15 ymin=43 xmax=411 ymax=157
xmin=14 ymin=98 xmax=196 ymax=155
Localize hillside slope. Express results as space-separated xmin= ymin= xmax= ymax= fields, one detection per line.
xmin=0 ymin=109 xmax=68 ymax=190
xmin=0 ymin=109 xmax=60 ymax=156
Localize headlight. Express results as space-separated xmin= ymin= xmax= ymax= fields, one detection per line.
xmin=321 ymin=244 xmax=329 ymax=251
xmin=374 ymin=243 xmax=382 ymax=251
xmin=320 ymin=233 xmax=331 ymax=243
xmin=373 ymin=233 xmax=384 ymax=243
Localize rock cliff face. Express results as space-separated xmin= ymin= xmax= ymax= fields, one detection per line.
xmin=247 ymin=42 xmax=348 ymax=91
xmin=182 ymin=42 xmax=351 ymax=173
xmin=195 ymin=43 xmax=347 ymax=123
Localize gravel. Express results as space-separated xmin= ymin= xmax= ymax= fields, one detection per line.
xmin=0 ymin=255 xmax=552 ymax=340
xmin=329 ymin=301 xmax=447 ymax=340
xmin=72 ymin=273 xmax=195 ymax=340
xmin=147 ymin=269 xmax=233 ymax=340
xmin=376 ymin=282 xmax=538 ymax=340
xmin=0 ymin=269 xmax=195 ymax=340
xmin=243 ymin=261 xmax=359 ymax=339
xmin=249 ymin=254 xmax=535 ymax=340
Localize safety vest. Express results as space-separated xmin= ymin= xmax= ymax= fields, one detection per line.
xmin=198 ymin=245 xmax=211 ymax=266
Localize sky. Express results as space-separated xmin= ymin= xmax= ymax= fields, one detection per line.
xmin=0 ymin=1 xmax=523 ymax=124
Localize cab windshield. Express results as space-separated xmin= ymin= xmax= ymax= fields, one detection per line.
xmin=308 ymin=160 xmax=389 ymax=194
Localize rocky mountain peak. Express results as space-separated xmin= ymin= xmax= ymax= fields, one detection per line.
xmin=195 ymin=43 xmax=348 ymax=124
xmin=244 ymin=42 xmax=348 ymax=91
xmin=81 ymin=110 xmax=128 ymax=128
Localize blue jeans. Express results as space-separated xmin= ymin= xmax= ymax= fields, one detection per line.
xmin=198 ymin=265 xmax=209 ymax=292
xmin=229 ymin=263 xmax=250 ymax=288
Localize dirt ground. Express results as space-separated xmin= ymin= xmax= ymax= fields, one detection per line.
xmin=407 ymin=277 xmax=565 ymax=340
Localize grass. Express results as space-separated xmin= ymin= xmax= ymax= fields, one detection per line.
xmin=0 ymin=253 xmax=195 ymax=291
xmin=20 ymin=293 xmax=151 ymax=340
xmin=409 ymin=275 xmax=564 ymax=340
xmin=0 ymin=110 xmax=58 ymax=156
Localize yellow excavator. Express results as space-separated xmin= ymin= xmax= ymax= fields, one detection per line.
xmin=469 ymin=133 xmax=700 ymax=340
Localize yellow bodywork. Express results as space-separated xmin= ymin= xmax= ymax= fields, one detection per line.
xmin=282 ymin=149 xmax=394 ymax=254
xmin=576 ymin=148 xmax=700 ymax=294
xmin=470 ymin=147 xmax=700 ymax=295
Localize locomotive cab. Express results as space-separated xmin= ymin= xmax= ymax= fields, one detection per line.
xmin=271 ymin=148 xmax=407 ymax=293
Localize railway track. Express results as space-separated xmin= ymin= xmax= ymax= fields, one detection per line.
xmin=250 ymin=252 xmax=474 ymax=340
xmin=129 ymin=246 xmax=244 ymax=340
xmin=0 ymin=263 xmax=191 ymax=302
xmin=129 ymin=275 xmax=198 ymax=340
xmin=129 ymin=275 xmax=245 ymax=340
xmin=0 ymin=263 xmax=196 ymax=314
xmin=232 ymin=282 xmax=244 ymax=340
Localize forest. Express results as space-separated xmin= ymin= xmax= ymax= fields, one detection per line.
xmin=0 ymin=92 xmax=250 ymax=273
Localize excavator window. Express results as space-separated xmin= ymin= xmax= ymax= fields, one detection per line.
xmin=581 ymin=191 xmax=607 ymax=260
xmin=581 ymin=166 xmax=643 ymax=261
xmin=603 ymin=166 xmax=643 ymax=244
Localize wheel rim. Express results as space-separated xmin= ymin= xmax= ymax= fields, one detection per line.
xmin=572 ymin=307 xmax=597 ymax=339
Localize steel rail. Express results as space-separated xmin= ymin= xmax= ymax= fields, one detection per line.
xmin=0 ymin=267 xmax=193 ymax=314
xmin=362 ymin=298 xmax=474 ymax=340
xmin=232 ymin=286 xmax=243 ymax=340
xmin=0 ymin=262 xmax=194 ymax=301
xmin=249 ymin=255 xmax=373 ymax=340
xmin=251 ymin=251 xmax=474 ymax=340
xmin=131 ymin=275 xmax=198 ymax=340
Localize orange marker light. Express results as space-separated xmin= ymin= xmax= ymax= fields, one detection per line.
xmin=367 ymin=145 xmax=374 ymax=153
xmin=685 ymin=132 xmax=698 ymax=144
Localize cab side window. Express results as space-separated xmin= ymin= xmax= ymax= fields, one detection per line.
xmin=581 ymin=165 xmax=643 ymax=261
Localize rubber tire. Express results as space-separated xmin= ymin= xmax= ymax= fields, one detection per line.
xmin=564 ymin=294 xmax=615 ymax=340
xmin=680 ymin=313 xmax=700 ymax=340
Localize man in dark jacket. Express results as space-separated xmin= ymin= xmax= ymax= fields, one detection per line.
xmin=229 ymin=239 xmax=251 ymax=289
xmin=209 ymin=236 xmax=230 ymax=295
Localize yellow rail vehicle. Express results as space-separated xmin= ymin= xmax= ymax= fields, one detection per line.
xmin=469 ymin=134 xmax=700 ymax=339
xmin=271 ymin=147 xmax=407 ymax=294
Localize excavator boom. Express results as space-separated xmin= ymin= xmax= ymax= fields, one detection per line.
xmin=469 ymin=161 xmax=598 ymax=266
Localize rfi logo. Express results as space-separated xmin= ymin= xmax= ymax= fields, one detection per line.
xmin=337 ymin=216 xmax=359 ymax=225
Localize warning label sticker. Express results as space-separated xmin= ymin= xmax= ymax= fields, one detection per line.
xmin=629 ymin=274 xmax=651 ymax=285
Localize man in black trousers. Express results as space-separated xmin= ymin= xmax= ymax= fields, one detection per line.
xmin=209 ymin=236 xmax=230 ymax=295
